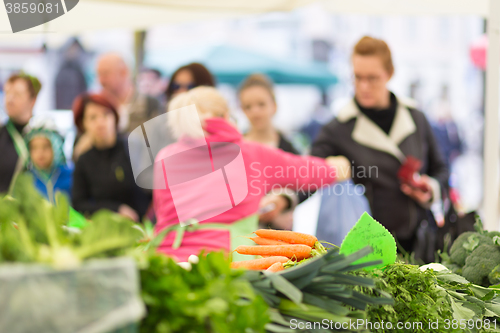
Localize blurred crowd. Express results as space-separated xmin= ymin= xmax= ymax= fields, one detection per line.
xmin=0 ymin=36 xmax=469 ymax=263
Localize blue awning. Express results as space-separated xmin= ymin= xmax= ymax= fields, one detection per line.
xmin=146 ymin=45 xmax=338 ymax=88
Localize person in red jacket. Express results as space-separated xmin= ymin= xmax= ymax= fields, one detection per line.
xmin=153 ymin=87 xmax=350 ymax=262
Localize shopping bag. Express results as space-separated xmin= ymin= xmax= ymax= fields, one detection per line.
xmin=315 ymin=180 xmax=371 ymax=246
xmin=292 ymin=190 xmax=321 ymax=235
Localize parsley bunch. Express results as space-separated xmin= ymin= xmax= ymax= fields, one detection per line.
xmin=138 ymin=251 xmax=269 ymax=333
xmin=353 ymin=262 xmax=458 ymax=333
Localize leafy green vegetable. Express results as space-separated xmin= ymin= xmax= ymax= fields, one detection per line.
xmin=443 ymin=217 xmax=500 ymax=287
xmin=0 ymin=174 xmax=143 ymax=268
xmin=352 ymin=262 xmax=456 ymax=333
xmin=462 ymin=245 xmax=500 ymax=286
xmin=353 ymin=261 xmax=500 ymax=333
xmin=449 ymin=233 xmax=491 ymax=266
xmin=137 ymin=251 xmax=269 ymax=333
xmin=433 ymin=269 xmax=500 ymax=332
xmin=489 ymin=265 xmax=500 ymax=286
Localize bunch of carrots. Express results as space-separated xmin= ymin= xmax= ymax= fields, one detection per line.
xmin=231 ymin=229 xmax=327 ymax=272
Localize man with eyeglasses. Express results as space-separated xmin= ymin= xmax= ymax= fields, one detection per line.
xmin=310 ymin=36 xmax=448 ymax=257
xmin=0 ymin=73 xmax=41 ymax=193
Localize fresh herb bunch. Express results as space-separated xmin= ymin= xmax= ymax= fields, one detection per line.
xmin=352 ymin=262 xmax=458 ymax=333
xmin=431 ymin=268 xmax=500 ymax=332
xmin=246 ymin=246 xmax=393 ymax=332
xmin=138 ymin=251 xmax=269 ymax=333
xmin=0 ymin=174 xmax=143 ymax=268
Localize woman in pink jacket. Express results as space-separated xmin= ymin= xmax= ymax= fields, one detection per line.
xmin=153 ymin=87 xmax=350 ymax=261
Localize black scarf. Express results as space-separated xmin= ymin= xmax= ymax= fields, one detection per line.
xmin=355 ymin=92 xmax=397 ymax=134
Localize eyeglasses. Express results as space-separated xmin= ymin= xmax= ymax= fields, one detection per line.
xmin=352 ymin=74 xmax=383 ymax=86
xmin=171 ymin=82 xmax=196 ymax=91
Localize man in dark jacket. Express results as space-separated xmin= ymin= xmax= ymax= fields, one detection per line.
xmin=0 ymin=74 xmax=41 ymax=193
xmin=311 ymin=36 xmax=448 ymax=253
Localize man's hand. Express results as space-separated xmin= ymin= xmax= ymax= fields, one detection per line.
xmin=73 ymin=132 xmax=93 ymax=161
xmin=258 ymin=194 xmax=289 ymax=223
xmin=400 ymin=174 xmax=433 ymax=205
xmin=118 ymin=204 xmax=139 ymax=222
xmin=326 ymin=156 xmax=351 ymax=182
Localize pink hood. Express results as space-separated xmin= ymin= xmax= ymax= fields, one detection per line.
xmin=153 ymin=118 xmax=336 ymax=261
xmin=204 ymin=117 xmax=241 ymax=143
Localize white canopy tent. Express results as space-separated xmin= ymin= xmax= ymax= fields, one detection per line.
xmin=0 ymin=0 xmax=492 ymax=41
xmin=1 ymin=0 xmax=498 ymax=230
xmin=0 ymin=0 xmax=315 ymax=38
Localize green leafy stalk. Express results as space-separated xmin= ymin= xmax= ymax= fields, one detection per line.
xmin=0 ymin=174 xmax=144 ymax=268
xmin=13 ymin=215 xmax=37 ymax=261
xmin=139 ymin=251 xmax=269 ymax=333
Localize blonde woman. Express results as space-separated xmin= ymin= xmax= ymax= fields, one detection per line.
xmin=153 ymin=86 xmax=350 ymax=261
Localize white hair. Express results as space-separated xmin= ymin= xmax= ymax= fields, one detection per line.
xmin=167 ymin=86 xmax=229 ymax=139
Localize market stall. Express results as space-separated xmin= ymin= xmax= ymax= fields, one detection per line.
xmin=1 ymin=1 xmax=500 ymax=332
xmin=2 ymin=176 xmax=500 ymax=332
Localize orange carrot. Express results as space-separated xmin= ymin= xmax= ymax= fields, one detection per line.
xmin=235 ymin=245 xmax=312 ymax=260
xmin=230 ymin=256 xmax=289 ymax=270
xmin=266 ymin=262 xmax=285 ymax=272
xmin=250 ymin=236 xmax=290 ymax=246
xmin=255 ymin=229 xmax=317 ymax=247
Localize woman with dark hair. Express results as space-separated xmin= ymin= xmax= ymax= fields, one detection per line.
xmin=71 ymin=93 xmax=118 ymax=161
xmin=71 ymin=93 xmax=150 ymax=221
xmin=165 ymin=63 xmax=215 ymax=101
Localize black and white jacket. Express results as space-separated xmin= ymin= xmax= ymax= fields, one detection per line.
xmin=311 ymin=95 xmax=448 ymax=240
